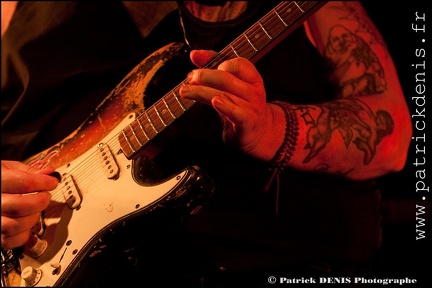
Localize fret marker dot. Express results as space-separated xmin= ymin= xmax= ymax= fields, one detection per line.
xmin=422 ymin=39 xmax=425 ymax=43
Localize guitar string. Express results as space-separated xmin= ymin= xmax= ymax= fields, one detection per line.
xmin=122 ymin=1 xmax=305 ymax=149
xmin=122 ymin=1 xmax=310 ymax=144
xmin=42 ymin=1 xmax=315 ymax=217
xmin=112 ymin=1 xmax=318 ymax=150
xmin=44 ymin=1 xmax=304 ymax=214
xmin=57 ymin=1 xmax=308 ymax=186
xmin=89 ymin=1 xmax=312 ymax=171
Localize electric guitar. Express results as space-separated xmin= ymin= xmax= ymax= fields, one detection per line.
xmin=1 ymin=2 xmax=326 ymax=286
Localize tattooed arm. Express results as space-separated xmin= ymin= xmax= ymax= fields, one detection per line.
xmin=180 ymin=1 xmax=411 ymax=180
xmin=286 ymin=1 xmax=412 ymax=179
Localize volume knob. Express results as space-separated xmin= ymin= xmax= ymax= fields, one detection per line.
xmin=26 ymin=235 xmax=48 ymax=257
xmin=21 ymin=266 xmax=42 ymax=287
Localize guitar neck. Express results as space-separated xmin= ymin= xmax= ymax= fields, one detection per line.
xmin=119 ymin=1 xmax=326 ymax=159
xmin=206 ymin=1 xmax=325 ymax=68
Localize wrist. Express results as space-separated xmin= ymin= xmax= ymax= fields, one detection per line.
xmin=268 ymin=101 xmax=299 ymax=172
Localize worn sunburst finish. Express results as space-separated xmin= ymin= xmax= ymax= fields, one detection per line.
xmin=26 ymin=42 xmax=189 ymax=169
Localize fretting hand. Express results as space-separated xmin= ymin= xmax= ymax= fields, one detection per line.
xmin=180 ymin=50 xmax=285 ymax=162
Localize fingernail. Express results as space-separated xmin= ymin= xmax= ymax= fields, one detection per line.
xmin=212 ymin=97 xmax=224 ymax=109
xmin=179 ymin=85 xmax=189 ymax=97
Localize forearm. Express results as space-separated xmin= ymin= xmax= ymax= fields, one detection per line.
xmin=269 ymin=95 xmax=408 ymax=180
xmin=266 ymin=1 xmax=412 ymax=180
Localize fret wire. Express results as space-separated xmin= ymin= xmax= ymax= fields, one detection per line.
xmin=163 ymin=98 xmax=176 ymax=119
xmin=244 ymin=33 xmax=258 ymax=51
xmin=160 ymin=99 xmax=176 ymax=123
xmin=230 ymin=44 xmax=240 ymax=57
xmin=233 ymin=29 xmax=258 ymax=57
xmin=144 ymin=111 xmax=158 ymax=134
xmin=293 ymin=1 xmax=304 ymax=13
xmin=166 ymin=95 xmax=182 ymax=117
xmin=168 ymin=93 xmax=183 ymax=117
xmin=235 ymin=41 xmax=257 ymax=59
xmin=259 ymin=21 xmax=273 ymax=40
xmin=136 ymin=116 xmax=150 ymax=140
xmin=245 ymin=27 xmax=268 ymax=53
xmin=154 ymin=105 xmax=167 ymax=126
xmin=267 ymin=2 xmax=299 ymax=35
xmin=147 ymin=109 xmax=163 ymax=132
xmin=206 ymin=2 xmax=283 ymax=65
xmin=298 ymin=2 xmax=316 ymax=12
xmin=129 ymin=123 xmax=142 ymax=146
xmin=274 ymin=9 xmax=288 ymax=26
xmin=279 ymin=2 xmax=305 ymax=24
xmin=172 ymin=90 xmax=186 ymax=111
xmin=237 ymin=28 xmax=262 ymax=56
xmin=232 ymin=7 xmax=279 ymax=57
xmin=121 ymin=130 xmax=136 ymax=153
xmin=254 ymin=3 xmax=301 ymax=50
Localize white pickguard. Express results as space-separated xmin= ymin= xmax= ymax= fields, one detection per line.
xmin=17 ymin=114 xmax=191 ymax=287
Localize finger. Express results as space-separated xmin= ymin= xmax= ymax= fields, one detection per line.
xmin=218 ymin=57 xmax=263 ymax=85
xmin=185 ymin=62 xmax=263 ymax=101
xmin=190 ymin=50 xmax=217 ymax=67
xmin=1 ymin=168 xmax=59 ymax=194
xmin=211 ymin=96 xmax=250 ymax=128
xmin=1 ymin=213 xmax=40 ymax=238
xmin=1 ymin=192 xmax=51 ymax=217
xmin=184 ymin=69 xmax=245 ymax=100
xmin=1 ymin=228 xmax=32 ymax=250
xmin=180 ymin=82 xmax=229 ymax=105
xmin=2 ymin=160 xmax=57 ymax=176
xmin=180 ymin=70 xmax=254 ymax=126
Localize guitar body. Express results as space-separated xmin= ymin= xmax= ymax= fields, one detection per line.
xmin=1 ymin=42 xmax=215 ymax=287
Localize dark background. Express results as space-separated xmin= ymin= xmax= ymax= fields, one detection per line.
xmin=361 ymin=0 xmax=430 ymax=284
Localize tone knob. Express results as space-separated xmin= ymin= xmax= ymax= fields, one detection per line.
xmin=26 ymin=235 xmax=48 ymax=258
xmin=21 ymin=266 xmax=42 ymax=287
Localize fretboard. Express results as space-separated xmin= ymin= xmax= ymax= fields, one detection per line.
xmin=119 ymin=1 xmax=326 ymax=159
